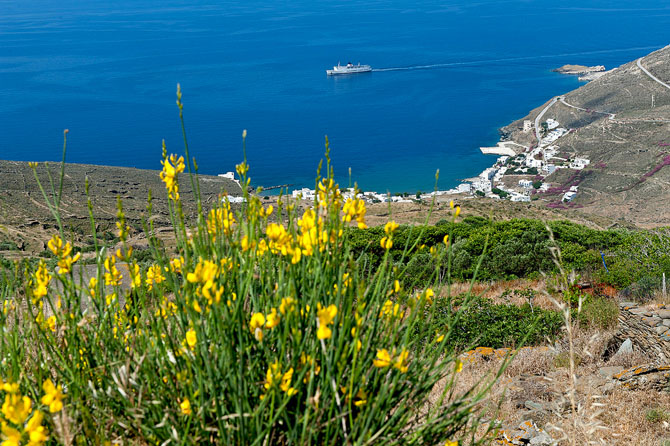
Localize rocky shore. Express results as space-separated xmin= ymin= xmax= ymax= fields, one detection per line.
xmin=552 ymin=64 xmax=606 ymax=75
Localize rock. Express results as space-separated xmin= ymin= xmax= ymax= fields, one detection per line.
xmin=663 ymin=319 xmax=670 ymax=327
xmin=656 ymin=325 xmax=669 ymax=335
xmin=497 ymin=420 xmax=556 ymax=445
xmin=612 ymin=364 xmax=670 ymax=391
xmin=642 ymin=316 xmax=662 ymax=327
xmin=614 ymin=338 xmax=634 ymax=357
xmin=598 ymin=366 xmax=624 ymax=378
xmin=656 ymin=310 xmax=670 ymax=319
xmin=524 ymin=400 xmax=545 ymax=411
xmin=628 ymin=307 xmax=648 ymax=315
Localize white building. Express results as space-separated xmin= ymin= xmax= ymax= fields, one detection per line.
xmin=480 ymin=167 xmax=498 ymax=181
xmin=457 ymin=183 xmax=472 ymax=193
xmin=523 ymin=120 xmax=533 ymax=133
xmin=511 ymin=194 xmax=531 ymax=202
xmin=518 ymin=179 xmax=533 ymax=188
xmin=562 ymin=191 xmax=577 ymax=202
xmin=472 ymin=178 xmax=492 ymax=193
xmin=569 ymin=157 xmax=591 ymax=170
xmin=545 ymin=119 xmax=560 ymax=130
xmin=291 ymin=188 xmax=316 ymax=200
xmin=541 ymin=128 xmax=568 ymax=145
xmin=542 ymin=164 xmax=557 ymax=175
xmin=525 ymin=157 xmax=543 ymax=169
xmin=218 ymin=172 xmax=235 ymax=180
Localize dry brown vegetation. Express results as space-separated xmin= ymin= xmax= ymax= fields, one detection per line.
xmin=441 ymin=321 xmax=670 ymax=445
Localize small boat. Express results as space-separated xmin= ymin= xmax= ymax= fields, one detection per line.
xmin=326 ymin=62 xmax=372 ymax=75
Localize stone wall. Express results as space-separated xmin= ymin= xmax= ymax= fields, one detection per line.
xmin=614 ymin=301 xmax=670 ymax=361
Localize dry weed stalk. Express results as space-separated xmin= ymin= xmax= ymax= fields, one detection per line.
xmin=544 ymin=225 xmax=609 ymax=445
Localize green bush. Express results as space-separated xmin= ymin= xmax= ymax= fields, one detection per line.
xmin=646 ymin=408 xmax=670 ymax=423
xmin=578 ymin=297 xmax=619 ymax=329
xmin=417 ymin=295 xmax=564 ymax=351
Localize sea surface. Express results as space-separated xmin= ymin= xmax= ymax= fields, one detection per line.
xmin=2 ymin=1 xmax=670 ymax=193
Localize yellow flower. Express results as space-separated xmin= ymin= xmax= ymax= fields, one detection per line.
xmin=393 ymin=280 xmax=401 ymax=293
xmin=1 ymin=382 xmax=19 ymax=394
xmin=374 ymin=348 xmax=409 ymax=373
xmin=235 ymin=161 xmax=249 ymax=177
xmin=48 ymin=235 xmax=80 ymax=274
xmin=180 ymin=398 xmax=192 ymax=415
xmin=2 ymin=393 xmax=32 ymax=425
xmin=280 ymin=368 xmax=297 ymax=396
xmin=455 ymin=360 xmax=463 ymax=373
xmin=316 ymin=304 xmax=337 ymax=340
xmin=279 ymin=297 xmax=296 ymax=315
xmin=160 ymin=153 xmax=185 ymax=201
xmin=384 ymin=220 xmax=399 ymax=235
xmin=445 ymin=441 xmax=458 ymax=446
xmin=31 ymin=260 xmax=50 ymax=303
xmin=146 ymin=264 xmax=166 ymax=291
xmin=185 ymin=329 xmax=197 ymax=350
xmin=1 ymin=424 xmax=21 ymax=446
xmin=393 ymin=349 xmax=409 ymax=373
xmin=373 ymin=349 xmax=392 ymax=368
xmin=46 ymin=316 xmax=56 ymax=333
xmin=250 ymin=312 xmax=265 ymax=341
xmin=104 ymin=256 xmax=122 ymax=287
xmin=41 ymin=379 xmax=64 ymax=413
xmin=342 ymin=198 xmax=367 ymax=229
xmin=353 ymin=388 xmax=367 ymax=407
xmin=424 ymin=288 xmax=435 ymax=305
xmin=170 ymin=256 xmax=184 ymax=273
xmin=443 ymin=234 xmax=449 ymax=245
xmin=380 ymin=237 xmax=393 ymax=250
xmin=87 ymin=277 xmax=98 ymax=299
xmin=265 ymin=308 xmax=280 ymax=329
xmin=435 ymin=332 xmax=445 ymax=343
xmin=25 ymin=410 xmax=48 ymax=445
xmin=207 ymin=203 xmax=236 ymax=240
xmin=380 ymin=299 xmax=400 ymax=319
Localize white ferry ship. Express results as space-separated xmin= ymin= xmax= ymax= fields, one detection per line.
xmin=326 ymin=62 xmax=372 ymax=75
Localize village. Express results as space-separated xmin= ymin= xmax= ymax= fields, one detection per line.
xmin=282 ymin=117 xmax=590 ymax=206
xmin=439 ymin=117 xmax=590 ymax=204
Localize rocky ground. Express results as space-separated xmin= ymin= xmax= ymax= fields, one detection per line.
xmin=446 ymin=283 xmax=670 ymax=445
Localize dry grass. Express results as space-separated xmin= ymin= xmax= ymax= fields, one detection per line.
xmin=447 ymin=278 xmax=558 ymax=311
xmin=437 ymin=322 xmax=670 ymax=445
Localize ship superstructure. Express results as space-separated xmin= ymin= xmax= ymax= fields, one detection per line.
xmin=326 ymin=62 xmax=372 ymax=75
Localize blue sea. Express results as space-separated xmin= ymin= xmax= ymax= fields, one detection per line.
xmin=1 ymin=1 xmax=669 ymax=193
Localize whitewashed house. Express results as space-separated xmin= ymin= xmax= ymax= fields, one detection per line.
xmin=562 ymin=191 xmax=577 ymax=202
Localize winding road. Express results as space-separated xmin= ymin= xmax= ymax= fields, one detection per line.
xmin=559 ymin=97 xmax=616 ymax=120
xmin=531 ymin=56 xmax=670 ymax=146
xmin=534 ymin=96 xmax=559 ymax=144
xmin=637 ymin=57 xmax=670 ymax=91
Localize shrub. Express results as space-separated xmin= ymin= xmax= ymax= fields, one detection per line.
xmin=578 ymin=297 xmax=619 ymax=329
xmin=645 ymin=408 xmax=670 ymax=423
xmin=0 ymin=94 xmax=498 ymax=445
xmin=417 ymin=295 xmax=564 ymax=350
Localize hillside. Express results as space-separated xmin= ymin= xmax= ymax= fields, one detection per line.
xmin=0 ymin=160 xmax=241 ymax=254
xmin=501 ymin=45 xmax=670 ymax=227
